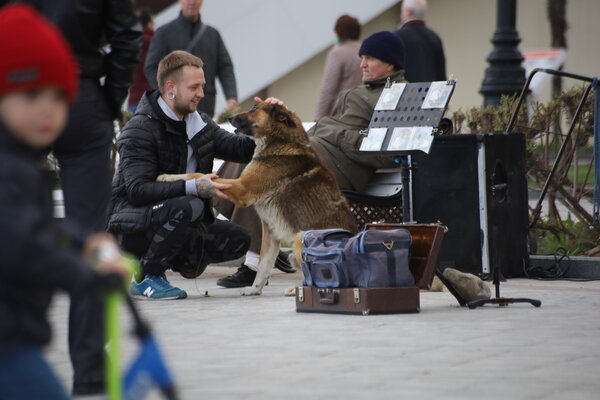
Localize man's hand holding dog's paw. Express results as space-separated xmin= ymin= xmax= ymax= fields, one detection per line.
xmin=195 ymin=173 xmax=232 ymax=199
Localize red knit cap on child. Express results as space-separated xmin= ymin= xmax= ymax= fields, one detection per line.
xmin=0 ymin=4 xmax=78 ymax=103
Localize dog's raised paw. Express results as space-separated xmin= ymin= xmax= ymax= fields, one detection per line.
xmin=156 ymin=174 xmax=169 ymax=182
xmin=240 ymin=286 xmax=262 ymax=296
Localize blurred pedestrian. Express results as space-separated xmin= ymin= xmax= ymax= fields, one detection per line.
xmin=144 ymin=0 xmax=238 ymax=117
xmin=128 ymin=8 xmax=155 ymax=113
xmin=314 ymin=14 xmax=363 ymax=120
xmin=11 ymin=0 xmax=142 ymax=396
xmin=395 ymin=0 xmax=446 ymax=82
xmin=0 ymin=6 xmax=128 ymax=399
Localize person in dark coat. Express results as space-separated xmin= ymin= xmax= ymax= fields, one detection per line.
xmin=394 ymin=0 xmax=446 ymax=82
xmin=109 ymin=50 xmax=255 ymax=300
xmin=128 ymin=9 xmax=155 ymax=112
xmin=0 ymin=6 xmax=127 ymax=399
xmin=2 ymin=0 xmax=142 ymax=395
xmin=144 ymin=0 xmax=238 ymax=117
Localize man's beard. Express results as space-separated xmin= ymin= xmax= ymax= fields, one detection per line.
xmin=173 ymin=99 xmax=197 ymax=117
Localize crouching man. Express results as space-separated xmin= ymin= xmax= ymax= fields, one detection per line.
xmin=109 ymin=50 xmax=254 ymax=299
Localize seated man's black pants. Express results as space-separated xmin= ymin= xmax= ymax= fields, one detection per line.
xmin=121 ymin=196 xmax=250 ymax=277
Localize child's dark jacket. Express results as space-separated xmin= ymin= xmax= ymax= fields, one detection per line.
xmin=0 ymin=123 xmax=99 ymax=354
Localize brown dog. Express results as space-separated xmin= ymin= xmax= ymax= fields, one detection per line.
xmin=158 ymin=102 xmax=356 ymax=295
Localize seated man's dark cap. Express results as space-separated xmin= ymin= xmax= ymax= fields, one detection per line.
xmin=359 ymin=31 xmax=405 ymax=70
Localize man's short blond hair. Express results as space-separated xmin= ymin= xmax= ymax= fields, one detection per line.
xmin=157 ymin=50 xmax=204 ymax=94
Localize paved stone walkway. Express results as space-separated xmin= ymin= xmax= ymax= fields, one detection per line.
xmin=46 ymin=266 xmax=600 ymax=400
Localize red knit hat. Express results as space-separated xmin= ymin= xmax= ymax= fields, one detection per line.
xmin=0 ymin=4 xmax=78 ymax=103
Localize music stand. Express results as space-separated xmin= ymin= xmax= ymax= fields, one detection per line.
xmin=359 ymin=80 xmax=456 ymax=222
xmin=360 ymin=80 xmax=457 ymax=296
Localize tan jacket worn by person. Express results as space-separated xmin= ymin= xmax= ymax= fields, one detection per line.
xmin=308 ymin=69 xmax=406 ymax=191
xmin=314 ymin=40 xmax=362 ymax=120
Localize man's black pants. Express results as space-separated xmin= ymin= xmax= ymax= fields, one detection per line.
xmin=121 ymin=196 xmax=250 ymax=277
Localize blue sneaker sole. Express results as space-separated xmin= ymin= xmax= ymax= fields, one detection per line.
xmin=130 ymin=292 xmax=187 ymax=300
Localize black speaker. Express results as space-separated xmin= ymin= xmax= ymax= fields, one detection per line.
xmin=411 ymin=133 xmax=529 ymax=277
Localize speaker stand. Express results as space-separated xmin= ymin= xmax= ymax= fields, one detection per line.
xmin=400 ymin=155 xmax=412 ymax=222
xmin=467 ymin=259 xmax=541 ymax=309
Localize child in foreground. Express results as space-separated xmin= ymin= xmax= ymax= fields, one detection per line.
xmin=0 ymin=5 xmax=127 ymax=399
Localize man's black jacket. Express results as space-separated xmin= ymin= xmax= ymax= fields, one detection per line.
xmin=109 ymin=90 xmax=255 ymax=233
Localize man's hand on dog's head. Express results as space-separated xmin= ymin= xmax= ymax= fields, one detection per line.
xmin=195 ymin=173 xmax=232 ymax=199
xmin=254 ymin=96 xmax=286 ymax=108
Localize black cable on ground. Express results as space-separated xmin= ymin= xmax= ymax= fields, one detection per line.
xmin=525 ymin=247 xmax=599 ymax=281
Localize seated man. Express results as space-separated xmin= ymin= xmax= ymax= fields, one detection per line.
xmin=109 ymin=50 xmax=255 ymax=300
xmin=214 ymin=31 xmax=406 ymax=288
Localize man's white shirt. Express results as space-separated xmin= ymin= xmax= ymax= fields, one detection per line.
xmin=158 ymin=96 xmax=207 ymax=196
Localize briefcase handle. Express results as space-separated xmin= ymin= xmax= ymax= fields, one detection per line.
xmin=317 ymin=288 xmax=340 ymax=304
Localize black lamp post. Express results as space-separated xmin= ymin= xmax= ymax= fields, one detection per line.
xmin=480 ymin=0 xmax=526 ymax=107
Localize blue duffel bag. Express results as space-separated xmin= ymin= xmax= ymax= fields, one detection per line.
xmin=301 ymin=229 xmax=353 ymax=288
xmin=301 ymin=228 xmax=414 ymax=288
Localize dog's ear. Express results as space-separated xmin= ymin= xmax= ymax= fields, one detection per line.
xmin=271 ymin=105 xmax=297 ymax=128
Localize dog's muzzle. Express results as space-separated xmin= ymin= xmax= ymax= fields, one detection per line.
xmin=229 ymin=115 xmax=254 ymax=136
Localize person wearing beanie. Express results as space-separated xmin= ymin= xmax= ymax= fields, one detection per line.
xmin=306 ymin=30 xmax=406 ymax=191
xmin=0 ymin=5 xmax=128 ymax=399
xmin=358 ymin=30 xmax=406 ymax=72
xmin=212 ymin=31 xmax=407 ymax=289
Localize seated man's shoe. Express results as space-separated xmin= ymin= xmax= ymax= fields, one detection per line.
xmin=216 ymin=264 xmax=256 ymax=288
xmin=130 ymin=274 xmax=187 ymax=300
xmin=274 ymin=250 xmax=297 ymax=273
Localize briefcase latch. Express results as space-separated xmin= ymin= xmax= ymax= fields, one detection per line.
xmin=297 ymin=286 xmax=304 ymax=302
xmin=317 ymin=288 xmax=339 ymax=304
xmin=353 ymin=288 xmax=361 ymax=304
